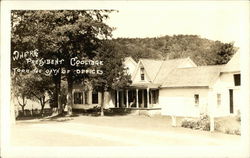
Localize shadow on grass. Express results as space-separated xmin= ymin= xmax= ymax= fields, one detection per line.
xmin=72 ymin=108 xmax=133 ymax=117
xmin=104 ymin=108 xmax=132 ymax=116
xmin=16 ymin=108 xmax=134 ymax=123
xmin=16 ymin=116 xmax=44 ymax=120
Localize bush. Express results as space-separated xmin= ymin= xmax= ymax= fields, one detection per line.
xmin=225 ymin=128 xmax=241 ymax=135
xmin=234 ymin=129 xmax=241 ymax=135
xmin=181 ymin=114 xmax=217 ymax=131
xmin=236 ymin=110 xmax=241 ymax=122
xmin=181 ymin=119 xmax=199 ymax=129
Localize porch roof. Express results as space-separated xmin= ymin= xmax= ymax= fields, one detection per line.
xmin=130 ymin=82 xmax=160 ymax=89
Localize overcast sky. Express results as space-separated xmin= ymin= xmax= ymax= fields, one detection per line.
xmin=106 ymin=1 xmax=249 ymax=47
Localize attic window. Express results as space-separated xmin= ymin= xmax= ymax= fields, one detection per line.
xmin=233 ymin=74 xmax=241 ymax=86
xmin=140 ymin=67 xmax=145 ymax=81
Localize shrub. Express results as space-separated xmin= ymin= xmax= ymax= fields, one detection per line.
xmin=236 ymin=111 xmax=241 ymax=122
xmin=225 ymin=128 xmax=231 ymax=134
xmin=181 ymin=114 xmax=215 ymax=131
xmin=234 ymin=129 xmax=241 ymax=135
xmin=224 ymin=128 xmax=241 ymax=135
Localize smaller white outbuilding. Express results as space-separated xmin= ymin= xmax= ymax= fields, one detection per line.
xmin=161 ymin=52 xmax=240 ymax=118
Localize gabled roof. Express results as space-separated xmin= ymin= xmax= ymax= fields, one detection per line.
xmin=123 ymin=56 xmax=137 ymax=75
xmin=161 ymin=65 xmax=224 ymax=88
xmin=131 ymin=57 xmax=197 ymax=84
xmin=222 ymin=52 xmax=240 ymax=72
xmin=140 ymin=59 xmax=163 ymax=81
xmin=124 ymin=57 xmax=137 ymax=66
xmin=153 ymin=58 xmax=195 ymax=84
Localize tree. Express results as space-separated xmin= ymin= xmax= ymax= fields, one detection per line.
xmin=26 ymin=74 xmax=53 ymax=115
xmin=49 ymin=10 xmax=114 ymax=115
xmin=11 ymin=10 xmax=64 ymax=113
xmin=215 ymin=42 xmax=237 ymax=65
xmin=91 ymin=41 xmax=132 ymax=116
xmin=11 ymin=10 xmax=114 ymax=115
xmin=11 ymin=74 xmax=32 ymax=116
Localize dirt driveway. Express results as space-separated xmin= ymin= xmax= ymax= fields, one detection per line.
xmin=11 ymin=115 xmax=241 ymax=146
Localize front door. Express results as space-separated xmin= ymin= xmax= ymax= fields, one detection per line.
xmin=229 ymin=89 xmax=234 ymax=114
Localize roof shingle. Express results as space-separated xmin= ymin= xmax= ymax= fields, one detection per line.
xmin=161 ymin=65 xmax=224 ymax=88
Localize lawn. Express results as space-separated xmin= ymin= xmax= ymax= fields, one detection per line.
xmin=215 ymin=116 xmax=241 ymax=135
xmin=11 ymin=114 xmax=241 ymax=147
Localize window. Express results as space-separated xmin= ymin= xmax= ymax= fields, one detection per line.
xmin=194 ymin=94 xmax=199 ymax=106
xmin=140 ymin=67 xmax=145 ymax=81
xmin=217 ymin=94 xmax=221 ymax=106
xmin=92 ymin=91 xmax=99 ymax=104
xmin=150 ymin=90 xmax=159 ymax=104
xmin=74 ymin=92 xmax=83 ymax=104
xmin=234 ymin=74 xmax=241 ymax=86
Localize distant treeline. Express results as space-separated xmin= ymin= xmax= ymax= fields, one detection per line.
xmin=112 ymin=35 xmax=237 ymax=65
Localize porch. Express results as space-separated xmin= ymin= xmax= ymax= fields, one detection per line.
xmin=114 ymin=83 xmax=160 ymax=110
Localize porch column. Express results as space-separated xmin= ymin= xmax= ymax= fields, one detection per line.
xmin=136 ymin=89 xmax=139 ymax=108
xmin=208 ymin=88 xmax=215 ymax=132
xmin=147 ymin=88 xmax=150 ymax=108
xmin=150 ymin=91 xmax=153 ymax=104
xmin=116 ymin=90 xmax=119 ymax=108
xmin=88 ymin=90 xmax=92 ymax=104
xmin=121 ymin=91 xmax=124 ymax=108
xmin=126 ymin=90 xmax=129 ymax=108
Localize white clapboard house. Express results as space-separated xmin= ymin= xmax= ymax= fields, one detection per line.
xmin=72 ymin=53 xmax=241 ymax=117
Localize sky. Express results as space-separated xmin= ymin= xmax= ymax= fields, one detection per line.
xmin=106 ymin=1 xmax=249 ymax=47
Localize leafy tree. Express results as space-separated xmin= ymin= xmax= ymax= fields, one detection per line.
xmin=11 ymin=10 xmax=114 ymax=115
xmin=26 ymin=74 xmax=54 ymax=115
xmin=11 ymin=74 xmax=31 ymax=116
xmin=11 ymin=10 xmax=64 ymax=113
xmin=215 ymin=42 xmax=237 ymax=65
xmin=91 ymin=41 xmax=132 ymax=116
xmin=48 ymin=10 xmax=114 ymax=115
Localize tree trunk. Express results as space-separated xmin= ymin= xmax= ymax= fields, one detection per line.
xmin=21 ymin=95 xmax=26 ymax=116
xmin=57 ymin=78 xmax=62 ymax=114
xmin=100 ymin=90 xmax=106 ymax=116
xmin=21 ymin=106 xmax=25 ymax=116
xmin=53 ymin=68 xmax=62 ymax=114
xmin=40 ymin=97 xmax=45 ymax=117
xmin=67 ymin=74 xmax=73 ymax=116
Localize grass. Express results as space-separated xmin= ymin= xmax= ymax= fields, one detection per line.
xmin=215 ymin=116 xmax=241 ymax=135
xmin=16 ymin=108 xmax=241 ymax=135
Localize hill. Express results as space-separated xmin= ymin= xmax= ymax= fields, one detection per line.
xmin=112 ymin=35 xmax=237 ymax=66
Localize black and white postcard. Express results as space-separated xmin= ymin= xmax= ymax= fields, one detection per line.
xmin=1 ymin=1 xmax=250 ymax=158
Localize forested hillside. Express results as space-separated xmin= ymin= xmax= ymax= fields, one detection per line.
xmin=113 ymin=35 xmax=237 ymax=66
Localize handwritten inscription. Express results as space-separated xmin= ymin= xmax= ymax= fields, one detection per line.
xmin=12 ymin=49 xmax=104 ymax=75
xmin=12 ymin=49 xmax=39 ymax=61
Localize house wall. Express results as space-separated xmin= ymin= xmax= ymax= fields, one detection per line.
xmin=160 ymin=88 xmax=209 ymax=117
xmin=210 ymin=72 xmax=241 ymax=117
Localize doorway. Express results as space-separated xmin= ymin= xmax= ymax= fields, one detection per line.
xmin=229 ymin=89 xmax=234 ymax=114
